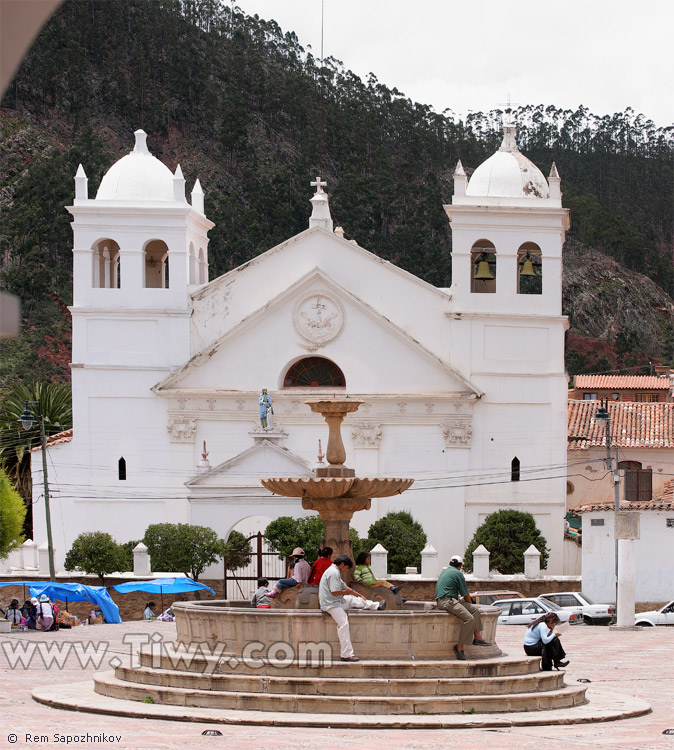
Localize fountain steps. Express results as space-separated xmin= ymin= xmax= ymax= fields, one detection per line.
xmin=114 ymin=664 xmax=565 ymax=696
xmin=139 ymin=647 xmax=542 ymax=678
xmin=93 ymin=671 xmax=586 ymax=715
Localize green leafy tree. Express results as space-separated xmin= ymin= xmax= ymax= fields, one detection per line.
xmin=364 ymin=511 xmax=427 ymax=574
xmin=0 ymin=383 xmax=72 ymax=534
xmin=463 ymin=510 xmax=549 ymax=574
xmin=222 ymin=529 xmax=253 ymax=572
xmin=64 ymin=531 xmax=127 ymax=585
xmin=264 ymin=515 xmax=362 ymax=561
xmin=0 ymin=467 xmax=26 ymax=558
xmin=143 ymin=523 xmax=232 ymax=580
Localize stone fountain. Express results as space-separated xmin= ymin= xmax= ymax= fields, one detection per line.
xmin=262 ymin=398 xmax=413 ymax=564
xmin=43 ymin=399 xmax=601 ymax=725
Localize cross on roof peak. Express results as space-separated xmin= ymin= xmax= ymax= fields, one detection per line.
xmin=496 ymin=94 xmax=521 ymax=126
xmin=311 ymin=176 xmax=327 ymax=194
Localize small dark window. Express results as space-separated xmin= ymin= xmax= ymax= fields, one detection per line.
xmin=591 ymin=519 xmax=605 ymax=527
xmin=284 ymin=357 xmax=345 ymax=387
xmin=511 ymin=457 xmax=520 ymax=482
xmin=118 ymin=457 xmax=127 ymax=481
xmin=618 ymin=460 xmax=652 ymax=502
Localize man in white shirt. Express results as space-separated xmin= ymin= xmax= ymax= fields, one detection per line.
xmin=318 ymin=554 xmax=385 ymax=662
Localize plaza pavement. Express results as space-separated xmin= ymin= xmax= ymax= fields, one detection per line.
xmin=0 ymin=619 xmax=672 ymax=750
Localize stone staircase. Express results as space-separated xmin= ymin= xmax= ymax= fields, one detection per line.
xmin=92 ymin=645 xmax=587 ymax=716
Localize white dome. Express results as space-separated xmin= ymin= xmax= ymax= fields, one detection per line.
xmin=466 ymin=125 xmax=549 ymax=199
xmin=96 ymin=130 xmax=174 ymax=201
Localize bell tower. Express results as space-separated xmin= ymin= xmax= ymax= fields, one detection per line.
xmin=444 ymin=123 xmax=571 ymax=573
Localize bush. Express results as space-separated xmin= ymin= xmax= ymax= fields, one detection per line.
xmin=464 ymin=510 xmax=549 ymax=574
xmin=364 ymin=511 xmax=427 ymax=574
xmin=143 ymin=523 xmax=230 ymax=580
xmin=0 ymin=467 xmax=26 ymax=558
xmin=64 ymin=531 xmax=127 ymax=584
xmin=264 ymin=515 xmax=362 ymax=561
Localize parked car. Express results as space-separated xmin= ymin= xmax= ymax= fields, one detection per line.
xmin=539 ymin=591 xmax=615 ymax=625
xmin=635 ymin=600 xmax=674 ymax=627
xmin=471 ymin=590 xmax=524 ymax=606
xmin=492 ymin=597 xmax=581 ymax=626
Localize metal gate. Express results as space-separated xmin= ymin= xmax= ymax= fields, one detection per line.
xmin=222 ymin=532 xmax=286 ymax=600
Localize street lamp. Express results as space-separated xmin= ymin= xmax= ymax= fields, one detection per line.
xmin=18 ymin=401 xmax=55 ymax=581
xmin=592 ymin=398 xmax=620 ymax=609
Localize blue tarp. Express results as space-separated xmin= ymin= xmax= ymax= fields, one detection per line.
xmin=112 ymin=577 xmax=215 ymax=595
xmin=0 ymin=581 xmax=122 ymax=623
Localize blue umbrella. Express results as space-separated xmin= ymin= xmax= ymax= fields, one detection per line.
xmin=112 ymin=578 xmax=215 ymax=613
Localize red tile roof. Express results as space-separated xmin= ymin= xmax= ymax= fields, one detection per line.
xmin=30 ymin=429 xmax=73 ymax=451
xmin=568 ymin=401 xmax=674 ymax=450
xmin=574 ymin=479 xmax=674 ymax=513
xmin=573 ymin=375 xmax=671 ymax=390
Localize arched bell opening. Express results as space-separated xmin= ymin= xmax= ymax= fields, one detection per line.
xmin=188 ymin=242 xmax=197 ymax=284
xmin=92 ymin=239 xmax=121 ymax=289
xmin=517 ymin=242 xmax=542 ymax=295
xmin=144 ymin=239 xmax=170 ymax=289
xmin=198 ymin=247 xmax=208 ymax=284
xmin=470 ymin=240 xmax=496 ymax=293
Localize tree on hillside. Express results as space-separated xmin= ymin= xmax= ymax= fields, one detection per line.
xmin=0 ymin=468 xmax=26 ymax=559
xmin=463 ymin=510 xmax=549 ymax=574
xmin=364 ymin=511 xmax=427 ymax=574
xmin=64 ymin=531 xmax=127 ymax=585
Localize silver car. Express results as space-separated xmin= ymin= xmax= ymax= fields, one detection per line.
xmin=492 ymin=597 xmax=581 ymax=625
xmin=539 ymin=591 xmax=614 ymax=625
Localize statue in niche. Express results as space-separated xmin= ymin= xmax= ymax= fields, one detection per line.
xmin=259 ymin=388 xmax=273 ymax=429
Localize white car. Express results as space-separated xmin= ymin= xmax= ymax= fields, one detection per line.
xmin=635 ymin=600 xmax=674 ymax=627
xmin=539 ymin=591 xmax=614 ymax=626
xmin=492 ymin=597 xmax=581 ymax=625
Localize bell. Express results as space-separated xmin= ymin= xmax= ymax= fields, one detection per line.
xmin=473 ymin=260 xmax=494 ymax=280
xmin=520 ymin=257 xmax=536 ymax=276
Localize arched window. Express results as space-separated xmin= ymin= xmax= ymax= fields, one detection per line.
xmin=511 ymin=457 xmax=520 ymax=482
xmin=517 ymin=242 xmax=542 ymax=295
xmin=144 ymin=239 xmax=169 ymax=288
xmin=618 ymin=460 xmax=652 ymax=502
xmin=118 ymin=457 xmax=127 ymax=481
xmin=284 ymin=357 xmax=346 ymax=387
xmin=92 ymin=239 xmax=121 ymax=289
xmin=470 ymin=239 xmax=496 ymax=293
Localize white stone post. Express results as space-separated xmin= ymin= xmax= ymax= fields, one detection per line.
xmin=369 ymin=543 xmax=388 ymax=578
xmin=133 ymin=542 xmax=151 ymax=576
xmin=616 ymin=539 xmax=636 ymax=627
xmin=524 ymin=544 xmax=541 ymax=578
xmin=472 ymin=544 xmax=490 ymax=578
xmin=421 ymin=544 xmax=438 ymax=578
xmin=22 ymin=539 xmax=38 ymax=568
xmin=38 ymin=542 xmax=51 ymax=576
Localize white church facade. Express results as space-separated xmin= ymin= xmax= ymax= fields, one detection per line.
xmin=32 ymin=125 xmax=571 ymax=576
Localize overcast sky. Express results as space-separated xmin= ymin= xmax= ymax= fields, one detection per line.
xmin=236 ymin=0 xmax=673 ymax=128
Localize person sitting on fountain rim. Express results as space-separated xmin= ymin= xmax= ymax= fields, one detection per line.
xmin=251 ymin=578 xmax=273 ymax=608
xmin=435 ymin=554 xmax=491 ymax=660
xmin=319 ymin=554 xmax=386 ymax=662
xmin=353 ymin=551 xmax=402 ymax=594
xmin=270 ymin=548 xmax=312 ymax=596
xmin=523 ymin=612 xmax=569 ymax=671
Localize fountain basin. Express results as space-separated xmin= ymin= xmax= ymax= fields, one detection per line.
xmin=172 ymin=600 xmax=502 ymax=662
xmin=261 ymin=476 xmax=414 ymax=499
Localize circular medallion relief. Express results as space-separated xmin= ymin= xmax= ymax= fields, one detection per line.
xmin=293 ymin=291 xmax=346 ymax=349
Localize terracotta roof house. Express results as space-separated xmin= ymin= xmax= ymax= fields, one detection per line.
xmin=569 ymin=371 xmax=673 ymax=403
xmin=567 ymin=401 xmax=674 ymax=510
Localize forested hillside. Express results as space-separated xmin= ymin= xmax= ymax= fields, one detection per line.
xmin=0 ymin=0 xmax=672 ymax=389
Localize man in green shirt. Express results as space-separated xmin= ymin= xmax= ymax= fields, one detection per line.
xmin=436 ymin=554 xmax=491 ymax=660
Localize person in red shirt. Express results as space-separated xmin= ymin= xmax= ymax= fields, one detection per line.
xmin=308 ymin=547 xmax=333 ymax=585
